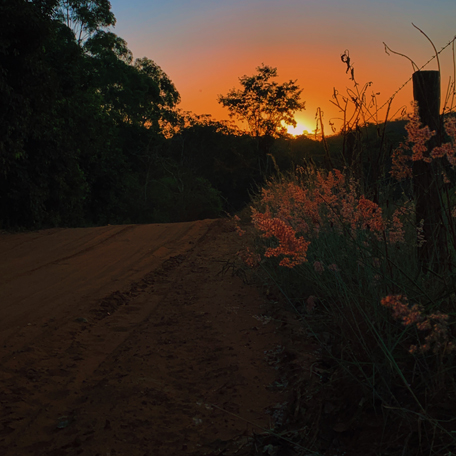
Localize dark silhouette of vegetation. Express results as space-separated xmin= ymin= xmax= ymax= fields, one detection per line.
xmin=0 ymin=2 xmax=409 ymax=230
xmin=55 ymin=0 xmax=116 ymax=45
xmin=218 ymin=65 xmax=305 ymax=138
xmin=0 ymin=0 xmax=318 ymax=230
xmin=0 ymin=0 xmax=214 ymax=228
xmin=218 ymin=65 xmax=306 ymax=177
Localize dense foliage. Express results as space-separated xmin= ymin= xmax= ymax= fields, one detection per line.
xmin=0 ymin=1 xmax=409 ymax=230
xmin=0 ymin=0 xmax=215 ymax=228
xmin=218 ymin=65 xmax=306 ymax=138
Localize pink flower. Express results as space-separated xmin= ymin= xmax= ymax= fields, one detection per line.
xmin=251 ymin=208 xmax=310 ymax=268
xmin=390 ymin=102 xmax=436 ymax=180
xmin=381 ymin=294 xmax=454 ymax=355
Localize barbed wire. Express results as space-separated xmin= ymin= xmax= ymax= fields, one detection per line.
xmin=363 ymin=34 xmax=456 ymax=124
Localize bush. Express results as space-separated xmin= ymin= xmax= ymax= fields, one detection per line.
xmin=241 ymin=111 xmax=456 ymax=455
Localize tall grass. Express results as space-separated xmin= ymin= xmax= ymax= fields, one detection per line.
xmin=240 ymin=103 xmax=456 ymax=454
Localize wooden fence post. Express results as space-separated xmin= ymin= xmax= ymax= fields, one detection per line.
xmin=412 ymin=70 xmax=445 ymax=270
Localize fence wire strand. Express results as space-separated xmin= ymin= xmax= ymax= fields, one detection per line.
xmin=364 ymin=35 xmax=456 ymax=124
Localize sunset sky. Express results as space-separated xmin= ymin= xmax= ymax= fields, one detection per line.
xmin=110 ymin=0 xmax=456 ymax=134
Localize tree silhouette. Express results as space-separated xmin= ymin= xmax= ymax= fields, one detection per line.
xmin=218 ymin=64 xmax=305 ymax=138
xmin=54 ymin=0 xmax=115 ymax=44
xmin=0 ymin=0 xmax=185 ymax=228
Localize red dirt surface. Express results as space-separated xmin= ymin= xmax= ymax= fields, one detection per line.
xmin=0 ymin=219 xmax=301 ymax=455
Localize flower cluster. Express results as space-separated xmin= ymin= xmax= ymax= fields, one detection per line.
xmin=232 ymin=215 xmax=246 ymax=237
xmin=391 ymin=144 xmax=413 ymax=180
xmin=381 ymin=294 xmax=455 ymax=355
xmin=357 ymin=196 xmax=385 ymax=232
xmin=388 ymin=205 xmax=410 ymax=245
xmin=405 ymin=102 xmax=436 ymax=162
xmin=391 ymin=106 xmax=456 ymax=181
xmin=390 ymin=102 xmax=435 ymax=180
xmin=250 ymin=168 xmax=409 ymax=268
xmin=431 ymin=116 xmax=456 ymax=166
xmin=251 ymin=208 xmax=310 ymax=268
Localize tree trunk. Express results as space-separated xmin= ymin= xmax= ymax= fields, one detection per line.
xmin=258 ymin=134 xmax=275 ymax=177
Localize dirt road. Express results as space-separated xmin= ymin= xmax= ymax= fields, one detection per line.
xmin=0 ymin=219 xmax=290 ymax=455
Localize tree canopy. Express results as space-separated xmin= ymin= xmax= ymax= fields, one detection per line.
xmin=0 ymin=0 xmax=191 ymax=228
xmin=218 ymin=64 xmax=306 ymax=138
xmin=0 ymin=2 xmax=327 ymax=229
xmin=53 ymin=0 xmax=116 ymax=44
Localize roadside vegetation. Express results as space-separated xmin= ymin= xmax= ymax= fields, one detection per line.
xmin=236 ymin=64 xmax=456 ymax=456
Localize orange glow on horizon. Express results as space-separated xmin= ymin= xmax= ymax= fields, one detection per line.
xmin=285 ymin=121 xmax=314 ymax=137
xmin=111 ymin=2 xmax=456 ymax=136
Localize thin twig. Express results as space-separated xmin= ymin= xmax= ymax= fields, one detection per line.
xmin=383 ymin=42 xmax=419 ymax=72
xmin=412 ymin=23 xmax=441 ymax=75
xmin=365 ymin=35 xmax=456 ymax=124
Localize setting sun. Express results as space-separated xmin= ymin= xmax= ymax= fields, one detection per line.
xmin=285 ymin=122 xmax=313 ymax=136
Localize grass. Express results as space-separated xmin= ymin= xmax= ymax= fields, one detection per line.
xmin=234 ymin=108 xmax=456 ymax=455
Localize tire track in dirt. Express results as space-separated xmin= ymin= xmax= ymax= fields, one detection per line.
xmin=1 ymin=225 xmax=137 ymax=278
xmin=0 ymin=221 xmax=212 ymax=344
xmin=0 ymin=219 xmax=296 ymax=455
